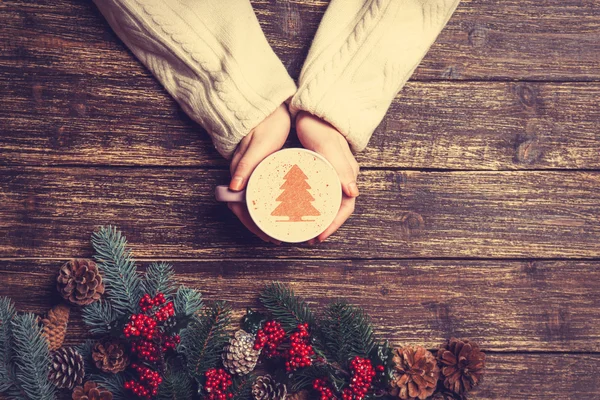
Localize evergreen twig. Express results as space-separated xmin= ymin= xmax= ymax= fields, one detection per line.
xmin=143 ymin=262 xmax=176 ymax=299
xmin=174 ymin=286 xmax=203 ymax=319
xmin=90 ymin=372 xmax=129 ymax=400
xmin=11 ymin=313 xmax=55 ymax=400
xmin=321 ymin=301 xmax=376 ymax=367
xmin=76 ymin=339 xmax=97 ymax=379
xmin=158 ymin=367 xmax=193 ymax=400
xmin=0 ymin=296 xmax=17 ymax=394
xmin=259 ymin=283 xmax=316 ymax=332
xmin=92 ymin=226 xmax=143 ymax=315
xmin=82 ymin=300 xmax=120 ymax=335
xmin=230 ymin=374 xmax=256 ymax=400
xmin=179 ymin=301 xmax=231 ymax=384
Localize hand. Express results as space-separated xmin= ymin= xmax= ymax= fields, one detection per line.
xmin=295 ymin=111 xmax=360 ymax=244
xmin=228 ymin=104 xmax=291 ymax=244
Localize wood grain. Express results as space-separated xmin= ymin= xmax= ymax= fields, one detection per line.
xmin=1 ymin=168 xmax=599 ymax=259
xmin=1 ymin=0 xmax=599 ymax=81
xmin=2 ymin=259 xmax=599 ymax=352
xmin=3 ymin=75 xmax=600 ymax=169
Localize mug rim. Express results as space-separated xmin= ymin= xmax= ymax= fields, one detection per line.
xmin=246 ymin=148 xmax=342 ymax=243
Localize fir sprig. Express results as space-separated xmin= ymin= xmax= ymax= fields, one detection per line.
xmin=180 ymin=301 xmax=232 ymax=385
xmin=82 ymin=300 xmax=120 ymax=335
xmin=174 ymin=286 xmax=203 ymax=319
xmin=92 ymin=226 xmax=143 ymax=315
xmin=0 ymin=296 xmax=17 ymax=394
xmin=11 ymin=313 xmax=55 ymax=400
xmin=230 ymin=374 xmax=256 ymax=400
xmin=259 ymin=283 xmax=316 ymax=332
xmin=90 ymin=372 xmax=129 ymax=400
xmin=144 ymin=262 xmax=176 ymax=299
xmin=158 ymin=367 xmax=193 ymax=400
xmin=321 ymin=301 xmax=376 ymax=367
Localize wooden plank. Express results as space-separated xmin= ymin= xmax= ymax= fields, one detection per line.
xmin=1 ymin=0 xmax=599 ymax=81
xmin=1 ymin=168 xmax=599 ymax=259
xmin=2 ymin=76 xmax=600 ymax=169
xmin=1 ymin=259 xmax=599 ymax=352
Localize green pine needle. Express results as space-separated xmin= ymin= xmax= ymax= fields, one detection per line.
xmin=143 ymin=262 xmax=176 ymax=299
xmin=179 ymin=301 xmax=231 ymax=383
xmin=90 ymin=373 xmax=129 ymax=400
xmin=11 ymin=313 xmax=55 ymax=400
xmin=76 ymin=340 xmax=97 ymax=379
xmin=259 ymin=283 xmax=316 ymax=332
xmin=230 ymin=374 xmax=256 ymax=400
xmin=82 ymin=300 xmax=120 ymax=335
xmin=0 ymin=296 xmax=17 ymax=394
xmin=174 ymin=286 xmax=203 ymax=318
xmin=92 ymin=226 xmax=143 ymax=315
xmin=321 ymin=301 xmax=376 ymax=367
xmin=158 ymin=367 xmax=193 ymax=400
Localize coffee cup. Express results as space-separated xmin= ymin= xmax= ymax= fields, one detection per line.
xmin=215 ymin=148 xmax=342 ymax=243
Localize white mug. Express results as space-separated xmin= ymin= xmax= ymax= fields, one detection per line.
xmin=215 ymin=148 xmax=342 ymax=243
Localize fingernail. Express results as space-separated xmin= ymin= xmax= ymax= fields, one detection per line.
xmin=230 ymin=176 xmax=244 ymax=191
xmin=348 ymin=182 xmax=359 ymax=197
xmin=307 ymin=239 xmax=315 ymax=246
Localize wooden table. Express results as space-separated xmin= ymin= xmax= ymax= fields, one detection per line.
xmin=1 ymin=1 xmax=599 ymax=398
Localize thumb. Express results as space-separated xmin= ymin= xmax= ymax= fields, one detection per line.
xmin=319 ymin=143 xmax=359 ymax=198
xmin=229 ymin=138 xmax=272 ymax=191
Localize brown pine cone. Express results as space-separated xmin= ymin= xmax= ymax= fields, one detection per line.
xmin=72 ymin=381 xmax=113 ymax=400
xmin=48 ymin=347 xmax=85 ymax=389
xmin=222 ymin=330 xmax=261 ymax=375
xmin=92 ymin=338 xmax=129 ymax=373
xmin=437 ymin=338 xmax=485 ymax=395
xmin=57 ymin=259 xmax=105 ymax=306
xmin=252 ymin=374 xmax=287 ymax=400
xmin=41 ymin=303 xmax=70 ymax=351
xmin=429 ymin=391 xmax=465 ymax=400
xmin=390 ymin=346 xmax=439 ymax=400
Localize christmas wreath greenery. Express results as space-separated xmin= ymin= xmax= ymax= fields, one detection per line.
xmin=0 ymin=227 xmax=485 ymax=400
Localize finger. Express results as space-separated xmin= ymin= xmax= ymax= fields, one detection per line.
xmin=317 ymin=141 xmax=359 ymax=198
xmin=230 ymin=147 xmax=244 ymax=177
xmin=228 ymin=203 xmax=281 ymax=245
xmin=229 ymin=135 xmax=276 ymax=191
xmin=317 ymin=196 xmax=355 ymax=243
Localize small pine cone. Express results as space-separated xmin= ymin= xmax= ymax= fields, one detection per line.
xmin=390 ymin=346 xmax=439 ymax=400
xmin=57 ymin=259 xmax=105 ymax=306
xmin=48 ymin=347 xmax=85 ymax=389
xmin=252 ymin=374 xmax=287 ymax=400
xmin=437 ymin=338 xmax=485 ymax=396
xmin=41 ymin=303 xmax=70 ymax=351
xmin=429 ymin=391 xmax=465 ymax=400
xmin=92 ymin=338 xmax=129 ymax=373
xmin=222 ymin=330 xmax=261 ymax=375
xmin=72 ymin=381 xmax=113 ymax=400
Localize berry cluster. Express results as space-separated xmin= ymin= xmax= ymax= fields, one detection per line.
xmin=122 ymin=292 xmax=180 ymax=398
xmin=204 ymin=368 xmax=233 ymax=400
xmin=253 ymin=320 xmax=286 ymax=357
xmin=313 ymin=378 xmax=337 ymax=400
xmin=285 ymin=323 xmax=314 ymax=372
xmin=341 ymin=357 xmax=375 ymax=400
xmin=124 ymin=363 xmax=162 ymax=399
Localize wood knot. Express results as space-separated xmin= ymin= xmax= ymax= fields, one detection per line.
xmin=515 ymin=137 xmax=541 ymax=164
xmin=468 ymin=27 xmax=487 ymax=47
xmin=441 ymin=66 xmax=461 ymax=79
xmin=400 ymin=212 xmax=424 ymax=238
xmin=514 ymin=84 xmax=538 ymax=109
xmin=544 ymin=308 xmax=571 ymax=341
xmin=276 ymin=2 xmax=302 ymax=38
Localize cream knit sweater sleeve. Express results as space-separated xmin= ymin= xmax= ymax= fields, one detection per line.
xmin=93 ymin=0 xmax=297 ymax=158
xmin=290 ymin=0 xmax=461 ymax=152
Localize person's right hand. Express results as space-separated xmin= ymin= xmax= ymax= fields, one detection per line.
xmin=295 ymin=111 xmax=360 ymax=244
xmin=228 ymin=104 xmax=291 ymax=245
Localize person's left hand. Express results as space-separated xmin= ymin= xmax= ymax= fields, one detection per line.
xmin=295 ymin=111 xmax=360 ymax=244
xmin=228 ymin=104 xmax=291 ymax=245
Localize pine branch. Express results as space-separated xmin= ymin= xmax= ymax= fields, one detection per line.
xmin=259 ymin=283 xmax=316 ymax=332
xmin=92 ymin=226 xmax=143 ymax=315
xmin=158 ymin=367 xmax=193 ymax=400
xmin=90 ymin=373 xmax=129 ymax=400
xmin=230 ymin=374 xmax=256 ymax=400
xmin=82 ymin=300 xmax=120 ymax=335
xmin=179 ymin=301 xmax=231 ymax=384
xmin=290 ymin=363 xmax=346 ymax=393
xmin=321 ymin=301 xmax=376 ymax=367
xmin=11 ymin=313 xmax=55 ymax=400
xmin=76 ymin=340 xmax=96 ymax=379
xmin=174 ymin=286 xmax=203 ymax=318
xmin=143 ymin=262 xmax=176 ymax=299
xmin=0 ymin=296 xmax=17 ymax=394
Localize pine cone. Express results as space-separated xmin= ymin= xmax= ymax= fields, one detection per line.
xmin=252 ymin=375 xmax=287 ymax=400
xmin=57 ymin=259 xmax=105 ymax=306
xmin=72 ymin=381 xmax=113 ymax=400
xmin=92 ymin=338 xmax=129 ymax=373
xmin=437 ymin=338 xmax=485 ymax=395
xmin=48 ymin=347 xmax=85 ymax=389
xmin=390 ymin=346 xmax=439 ymax=400
xmin=429 ymin=391 xmax=465 ymax=400
xmin=222 ymin=330 xmax=261 ymax=375
xmin=41 ymin=303 xmax=70 ymax=351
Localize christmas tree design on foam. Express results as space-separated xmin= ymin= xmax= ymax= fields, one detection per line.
xmin=271 ymin=164 xmax=321 ymax=222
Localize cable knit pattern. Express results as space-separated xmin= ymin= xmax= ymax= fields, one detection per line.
xmin=93 ymin=0 xmax=297 ymax=158
xmin=290 ymin=0 xmax=461 ymax=152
